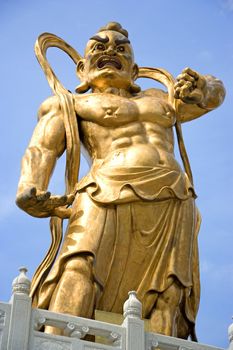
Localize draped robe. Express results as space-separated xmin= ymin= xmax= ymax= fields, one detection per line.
xmin=37 ymin=159 xmax=201 ymax=325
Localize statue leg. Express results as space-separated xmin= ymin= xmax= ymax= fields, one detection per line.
xmin=150 ymin=278 xmax=190 ymax=338
xmin=45 ymin=254 xmax=99 ymax=335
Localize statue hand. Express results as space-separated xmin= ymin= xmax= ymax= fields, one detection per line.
xmin=16 ymin=187 xmax=74 ymax=219
xmin=174 ymin=67 xmax=207 ymax=104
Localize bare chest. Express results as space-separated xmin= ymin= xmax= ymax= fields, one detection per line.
xmin=74 ymin=93 xmax=175 ymax=128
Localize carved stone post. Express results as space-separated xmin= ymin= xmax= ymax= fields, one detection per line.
xmin=228 ymin=320 xmax=233 ymax=350
xmin=122 ymin=291 xmax=145 ymax=350
xmin=7 ymin=267 xmax=32 ymax=350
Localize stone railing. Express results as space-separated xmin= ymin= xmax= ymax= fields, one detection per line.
xmin=0 ymin=268 xmax=232 ymax=350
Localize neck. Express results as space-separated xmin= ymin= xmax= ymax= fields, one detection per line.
xmin=92 ymin=86 xmax=133 ymax=97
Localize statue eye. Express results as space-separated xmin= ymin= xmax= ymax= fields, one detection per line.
xmin=95 ymin=43 xmax=105 ymax=51
xmin=117 ymin=46 xmax=125 ymax=52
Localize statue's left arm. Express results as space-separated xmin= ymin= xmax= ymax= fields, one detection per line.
xmin=174 ymin=67 xmax=225 ymax=122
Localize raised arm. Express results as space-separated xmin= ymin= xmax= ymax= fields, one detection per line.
xmin=16 ymin=96 xmax=74 ymax=218
xmin=174 ymin=67 xmax=225 ymax=122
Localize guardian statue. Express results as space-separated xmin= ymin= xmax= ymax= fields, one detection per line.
xmin=16 ymin=22 xmax=225 ymax=339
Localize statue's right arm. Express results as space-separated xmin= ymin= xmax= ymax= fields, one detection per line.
xmin=16 ymin=96 xmax=74 ymax=218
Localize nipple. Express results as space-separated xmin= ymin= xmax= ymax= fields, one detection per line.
xmin=106 ymin=109 xmax=112 ymax=115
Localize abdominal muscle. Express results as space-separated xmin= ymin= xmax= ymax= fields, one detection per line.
xmin=101 ymin=141 xmax=181 ymax=173
xmin=102 ymin=143 xmax=160 ymax=168
xmin=79 ymin=130 xmax=187 ymax=203
xmin=86 ymin=142 xmax=186 ymax=204
xmin=95 ymin=116 xmax=181 ymax=170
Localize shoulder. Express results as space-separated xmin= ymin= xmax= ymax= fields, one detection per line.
xmin=28 ymin=96 xmax=66 ymax=153
xmin=38 ymin=95 xmax=62 ymax=120
xmin=33 ymin=96 xmax=66 ymax=148
xmin=36 ymin=95 xmax=65 ymax=135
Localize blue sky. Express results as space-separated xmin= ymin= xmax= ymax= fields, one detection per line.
xmin=0 ymin=0 xmax=233 ymax=347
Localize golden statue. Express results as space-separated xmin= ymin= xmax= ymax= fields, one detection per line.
xmin=16 ymin=22 xmax=225 ymax=340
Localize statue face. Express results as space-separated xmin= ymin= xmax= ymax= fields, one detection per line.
xmin=77 ymin=30 xmax=137 ymax=90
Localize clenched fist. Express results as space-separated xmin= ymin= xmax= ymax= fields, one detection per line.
xmin=174 ymin=67 xmax=207 ymax=105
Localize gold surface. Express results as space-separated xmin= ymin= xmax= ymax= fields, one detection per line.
xmin=95 ymin=309 xmax=151 ymax=330
xmin=16 ymin=22 xmax=225 ymax=339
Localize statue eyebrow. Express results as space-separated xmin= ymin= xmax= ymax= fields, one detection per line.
xmin=89 ymin=35 xmax=109 ymax=43
xmin=115 ymin=38 xmax=130 ymax=45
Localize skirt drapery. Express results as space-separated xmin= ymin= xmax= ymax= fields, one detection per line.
xmin=37 ymin=176 xmax=200 ymax=325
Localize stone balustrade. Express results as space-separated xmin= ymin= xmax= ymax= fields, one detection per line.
xmin=0 ymin=268 xmax=232 ymax=350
